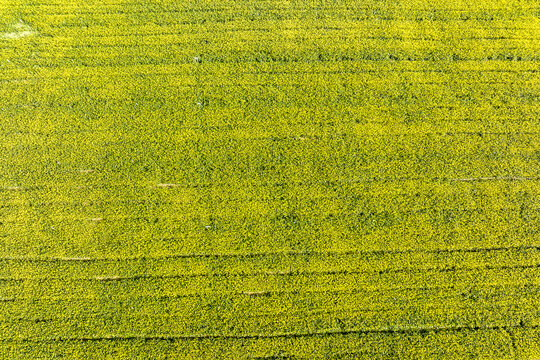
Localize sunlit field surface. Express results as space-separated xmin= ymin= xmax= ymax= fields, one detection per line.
xmin=0 ymin=0 xmax=539 ymax=358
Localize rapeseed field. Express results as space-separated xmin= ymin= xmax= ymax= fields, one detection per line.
xmin=0 ymin=0 xmax=539 ymax=358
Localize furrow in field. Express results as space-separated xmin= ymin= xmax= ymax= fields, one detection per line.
xmin=1 ymin=261 xmax=540 ymax=282
xmin=2 ymin=266 xmax=540 ymax=302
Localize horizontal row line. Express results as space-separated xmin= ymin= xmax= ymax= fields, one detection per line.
xmin=0 ymin=103 xmax=536 ymax=117
xmin=1 ymin=282 xmax=536 ymax=304
xmin=0 ymin=205 xmax=532 ymax=226
xmin=3 ymin=299 xmax=534 ymax=326
xmin=0 ymin=192 xmax=535 ymax=212
xmin=1 ymin=128 xmax=536 ymax=138
xmin=0 ymin=262 xmax=539 ymax=283
xmin=1 ymin=322 xmax=537 ymax=342
xmin=0 ymin=118 xmax=536 ymax=137
xmin=31 ymin=24 xmax=540 ymax=37
xmin=2 ymin=244 xmax=538 ymax=263
xmin=0 ymin=131 xmax=537 ymax=146
xmin=1 ymin=58 xmax=538 ymax=74
xmin=13 ymin=5 xmax=540 ymax=15
xmin=1 ymin=75 xmax=535 ymax=88
xmin=4 ymin=34 xmax=538 ymax=45
xmin=1 ymin=67 xmax=537 ymax=83
xmin=2 ymin=175 xmax=537 ymax=194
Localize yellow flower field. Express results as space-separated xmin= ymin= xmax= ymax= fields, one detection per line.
xmin=0 ymin=0 xmax=539 ymax=358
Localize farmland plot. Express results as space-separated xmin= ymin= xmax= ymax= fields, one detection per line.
xmin=0 ymin=0 xmax=539 ymax=358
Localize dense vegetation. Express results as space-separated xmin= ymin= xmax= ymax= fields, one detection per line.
xmin=0 ymin=0 xmax=539 ymax=358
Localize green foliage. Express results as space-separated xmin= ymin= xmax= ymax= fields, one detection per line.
xmin=0 ymin=0 xmax=539 ymax=358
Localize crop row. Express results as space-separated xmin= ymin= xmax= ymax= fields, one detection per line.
xmin=2 ymin=327 xmax=537 ymax=359
xmin=1 ymin=238 xmax=540 ymax=277
xmin=2 ymin=263 xmax=540 ymax=300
